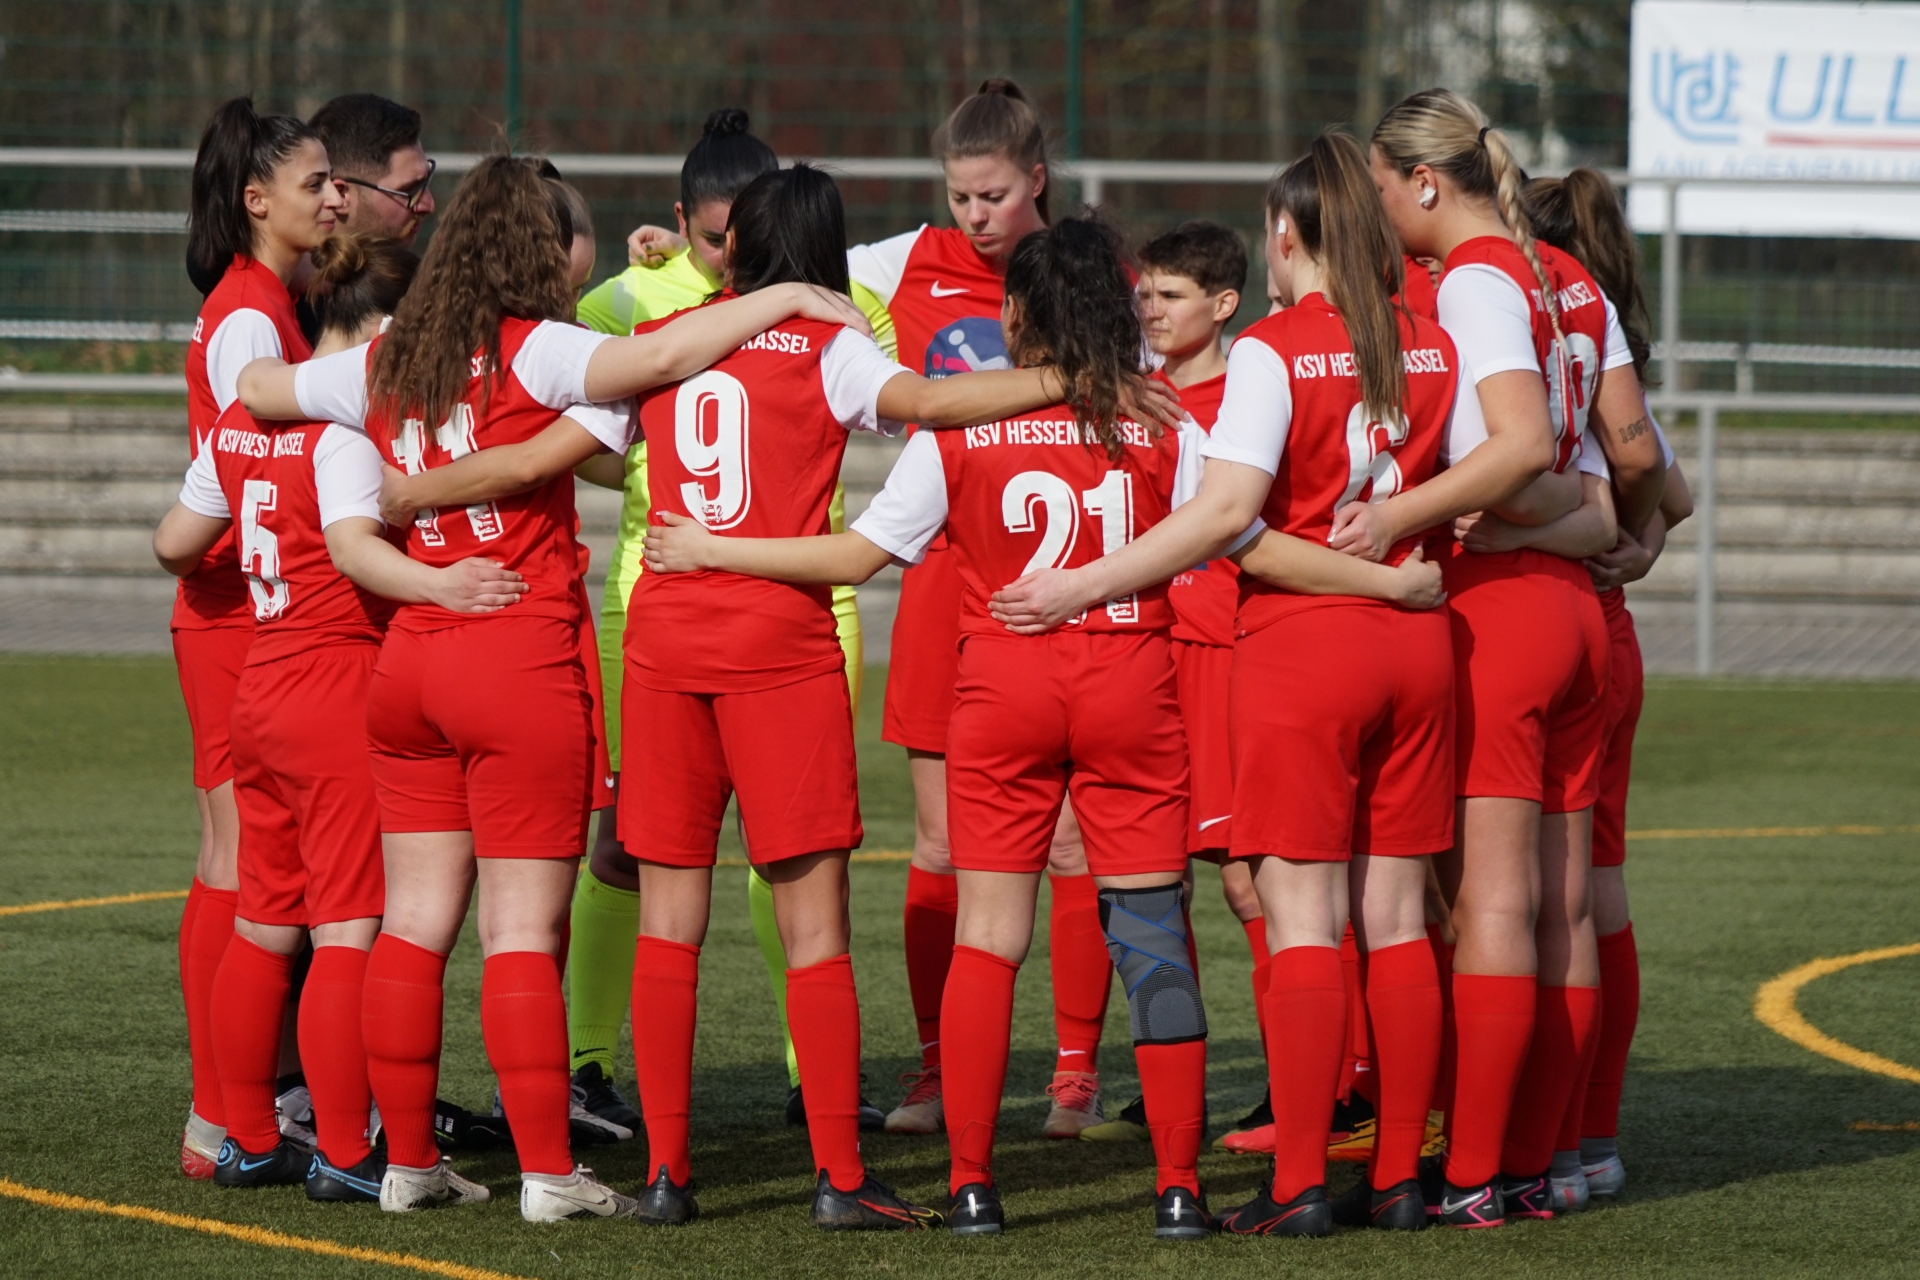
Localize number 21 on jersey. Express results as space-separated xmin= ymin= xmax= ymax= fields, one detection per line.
xmin=394 ymin=404 xmax=506 ymax=546
xmin=1001 ymin=468 xmax=1138 ymax=624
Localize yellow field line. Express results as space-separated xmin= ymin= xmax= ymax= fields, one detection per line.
xmin=0 ymin=1178 xmax=533 ymax=1280
xmin=0 ymin=889 xmax=188 ymax=918
xmin=1629 ymin=824 xmax=1920 ymax=841
xmin=1753 ymin=942 xmax=1920 ymax=1086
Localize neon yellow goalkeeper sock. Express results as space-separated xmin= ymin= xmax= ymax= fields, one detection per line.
xmin=747 ymin=865 xmax=801 ymax=1088
xmin=566 ymin=867 xmax=639 ymax=1078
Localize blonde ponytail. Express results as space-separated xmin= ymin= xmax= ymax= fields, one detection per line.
xmin=1373 ymin=88 xmax=1561 ymax=341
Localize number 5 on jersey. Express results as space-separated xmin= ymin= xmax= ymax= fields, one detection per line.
xmin=1001 ymin=467 xmax=1138 ymax=624
xmin=239 ymin=478 xmax=291 ymax=620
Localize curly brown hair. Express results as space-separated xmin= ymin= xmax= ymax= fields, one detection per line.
xmin=367 ymin=155 xmax=575 ymax=435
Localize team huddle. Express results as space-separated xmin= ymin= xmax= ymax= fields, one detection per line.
xmin=154 ymin=76 xmax=1689 ymax=1239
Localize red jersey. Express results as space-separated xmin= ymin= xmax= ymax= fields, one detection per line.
xmin=1443 ymin=236 xmax=1607 ymax=474
xmin=178 ymin=256 xmax=312 ymax=630
xmin=875 ymin=226 xmax=1010 ymax=382
xmin=925 ymin=409 xmax=1192 ymax=637
xmin=188 ymin=402 xmax=393 ymax=664
xmin=1228 ymin=293 xmax=1459 ymax=635
xmin=364 ymin=318 xmax=589 ymax=632
xmin=629 ymin=313 xmax=903 ymax=694
xmin=1401 ymin=255 xmax=1440 ymax=321
xmin=1162 ymin=372 xmax=1239 ymax=648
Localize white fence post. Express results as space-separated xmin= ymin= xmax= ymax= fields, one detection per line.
xmin=1694 ymin=403 xmax=1719 ymax=677
xmin=1662 ymin=180 xmax=1682 ymax=395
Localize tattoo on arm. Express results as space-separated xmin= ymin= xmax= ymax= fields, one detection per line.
xmin=1617 ymin=416 xmax=1650 ymax=445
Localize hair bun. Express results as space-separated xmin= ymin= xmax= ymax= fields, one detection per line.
xmin=977 ymin=78 xmax=1027 ymax=102
xmin=307 ymin=231 xmax=369 ymax=290
xmin=704 ymin=107 xmax=752 ymax=138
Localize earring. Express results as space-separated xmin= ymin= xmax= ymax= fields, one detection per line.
xmin=1419 ymin=186 xmax=1438 ymax=209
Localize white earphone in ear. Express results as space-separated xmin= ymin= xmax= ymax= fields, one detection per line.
xmin=1419 ymin=186 xmax=1438 ymax=209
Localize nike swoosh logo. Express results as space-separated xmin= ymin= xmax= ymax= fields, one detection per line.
xmin=1440 ymin=1194 xmax=1484 ymax=1214
xmin=929 ymin=282 xmax=969 ymax=297
xmin=1197 ymin=815 xmax=1231 ymax=832
xmin=238 ymin=1156 xmax=277 ymax=1172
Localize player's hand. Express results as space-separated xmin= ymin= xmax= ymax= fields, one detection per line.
xmin=1390 ymin=544 xmax=1447 ymax=609
xmin=429 ymin=558 xmax=528 ymax=613
xmin=642 ymin=511 xmax=715 ymax=574
xmin=780 ymin=283 xmax=873 ymax=338
xmin=378 ymin=464 xmax=419 ymax=529
xmin=1453 ymin=509 xmax=1527 ymax=554
xmin=627 ymin=224 xmax=686 ymax=266
xmin=988 ymin=567 xmax=1094 ymax=634
xmin=1119 ymin=374 xmax=1183 ymax=431
xmin=1328 ymin=500 xmax=1397 ymax=561
xmin=1586 ymin=527 xmax=1655 ymax=589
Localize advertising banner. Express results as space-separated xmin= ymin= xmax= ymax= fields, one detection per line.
xmin=1630 ymin=1 xmax=1920 ymax=237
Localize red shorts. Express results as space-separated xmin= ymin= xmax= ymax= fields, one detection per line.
xmin=575 ymin=583 xmax=615 ymax=811
xmin=946 ymin=630 xmax=1188 ymax=878
xmin=367 ymin=615 xmax=593 ymax=858
xmin=230 ymin=644 xmax=385 ymax=927
xmin=173 ymin=625 xmax=253 ymax=789
xmin=881 ymin=543 xmax=962 ymax=753
xmin=1442 ymin=545 xmax=1610 ymax=812
xmin=618 ymin=668 xmax=862 ymax=866
xmin=1173 ymin=639 xmax=1234 ymax=855
xmin=1230 ymin=603 xmax=1455 ymax=861
xmin=1591 ymin=589 xmax=1644 ymax=868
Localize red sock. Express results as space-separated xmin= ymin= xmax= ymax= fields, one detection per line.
xmin=1583 ymin=925 xmax=1640 ymax=1140
xmin=1501 ymin=984 xmax=1600 ymax=1177
xmin=787 ymin=954 xmax=866 ymax=1192
xmin=632 ymin=936 xmax=700 ymax=1185
xmin=1337 ymin=927 xmax=1362 ymax=1101
xmin=186 ymin=885 xmax=236 ymax=1126
xmin=1427 ymin=923 xmax=1456 ymax=1121
xmin=903 ymin=867 xmax=958 ymax=1070
xmin=177 ymin=878 xmax=204 ymax=1020
xmin=1363 ymin=939 xmax=1441 ymax=1189
xmin=1557 ymin=985 xmax=1605 ymax=1154
xmin=210 ymin=935 xmax=294 ymax=1152
xmin=362 ymin=934 xmax=446 ymax=1169
xmin=1048 ymin=873 xmax=1110 ymax=1075
xmin=1138 ymin=1039 xmax=1207 ymax=1194
xmin=1445 ymin=973 xmax=1535 ymax=1187
xmin=299 ymin=945 xmax=373 ymax=1167
xmin=1242 ymin=917 xmax=1272 ymax=1058
xmin=482 ymin=950 xmax=573 ymax=1177
xmin=1266 ymin=945 xmax=1345 ymax=1202
xmin=942 ymin=944 xmax=1020 ymax=1193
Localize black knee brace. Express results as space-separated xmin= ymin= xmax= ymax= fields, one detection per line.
xmin=1098 ymin=883 xmax=1207 ymax=1045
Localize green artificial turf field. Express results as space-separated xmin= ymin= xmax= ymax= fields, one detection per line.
xmin=1 ymin=656 xmax=1917 ymax=1279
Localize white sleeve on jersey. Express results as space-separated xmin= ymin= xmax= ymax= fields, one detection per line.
xmin=293 ymin=343 xmax=373 ymax=428
xmin=849 ymin=428 xmax=948 ymax=564
xmin=1576 ymin=436 xmax=1611 ymax=479
xmin=845 ymin=227 xmax=927 ymax=306
xmin=1600 ymin=296 xmax=1633 ymax=372
xmin=1437 ymin=265 xmax=1541 ymax=382
xmin=1439 ymin=353 xmax=1490 ymax=467
xmin=178 ymin=448 xmax=230 ymax=521
xmin=314 ymin=424 xmax=387 ymax=529
xmin=205 ymin=309 xmax=285 ymax=413
xmin=1651 ymin=410 xmax=1675 ymax=466
xmin=821 ymin=328 xmax=912 ymax=436
xmin=513 ymin=321 xmax=634 ymax=451
xmin=1201 ymin=337 xmax=1293 ymax=474
xmin=1169 ymin=420 xmax=1208 ymax=508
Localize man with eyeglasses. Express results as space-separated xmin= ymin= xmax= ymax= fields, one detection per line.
xmin=308 ymin=93 xmax=436 ymax=246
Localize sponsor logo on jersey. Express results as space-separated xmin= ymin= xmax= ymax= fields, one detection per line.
xmin=737 ymin=327 xmax=812 ymax=355
xmin=929 ymin=281 xmax=970 ymax=297
xmin=963 ymin=418 xmax=1153 ymax=449
xmin=924 ymin=316 xmax=1009 ymax=378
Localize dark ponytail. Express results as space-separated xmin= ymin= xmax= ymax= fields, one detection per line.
xmin=187 ymin=97 xmax=323 ymax=279
xmin=934 ymin=79 xmax=1053 ymax=223
xmin=681 ymin=108 xmax=779 ymax=215
xmin=725 ymin=162 xmax=850 ymax=295
xmin=1002 ymin=215 xmax=1142 ymax=458
xmin=306 ymin=232 xmax=420 ymax=338
xmin=1523 ymin=169 xmax=1655 ymax=385
xmin=1270 ymin=131 xmax=1407 ymax=425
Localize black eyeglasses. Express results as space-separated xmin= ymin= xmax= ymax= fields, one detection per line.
xmin=337 ymin=158 xmax=437 ymax=213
